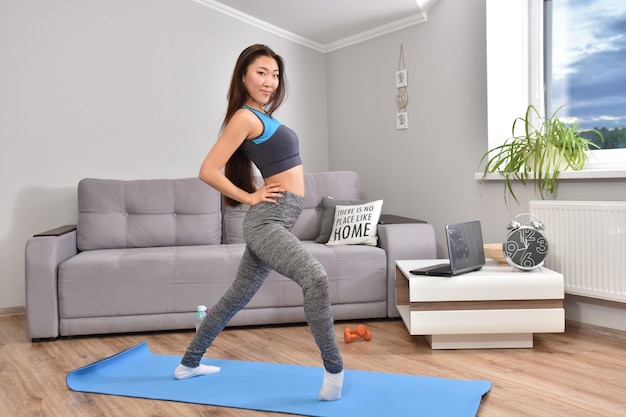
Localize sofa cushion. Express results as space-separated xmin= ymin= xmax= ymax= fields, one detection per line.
xmin=223 ymin=171 xmax=360 ymax=243
xmin=77 ymin=178 xmax=222 ymax=251
xmin=58 ymin=245 xmax=242 ymax=318
xmin=248 ymin=242 xmax=387 ymax=308
xmin=57 ymin=242 xmax=386 ymax=320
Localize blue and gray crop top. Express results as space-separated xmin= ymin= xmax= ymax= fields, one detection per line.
xmin=240 ymin=106 xmax=303 ymax=178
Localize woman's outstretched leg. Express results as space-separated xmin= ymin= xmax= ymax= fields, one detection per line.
xmin=175 ymin=247 xmax=271 ymax=379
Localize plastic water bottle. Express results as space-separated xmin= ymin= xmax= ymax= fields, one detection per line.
xmin=194 ymin=305 xmax=207 ymax=332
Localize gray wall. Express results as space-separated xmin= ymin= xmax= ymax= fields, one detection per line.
xmin=2 ymin=0 xmax=625 ymax=331
xmin=327 ymin=0 xmax=626 ymax=331
xmin=0 ymin=0 xmax=328 ymax=309
xmin=328 ymin=0 xmax=491 ymax=236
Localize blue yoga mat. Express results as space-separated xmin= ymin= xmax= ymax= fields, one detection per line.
xmin=67 ymin=342 xmax=491 ymax=417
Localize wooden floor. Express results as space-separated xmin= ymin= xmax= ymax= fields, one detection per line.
xmin=1 ymin=314 xmax=625 ymax=417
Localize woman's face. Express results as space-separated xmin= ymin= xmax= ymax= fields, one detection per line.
xmin=242 ymin=55 xmax=280 ymax=110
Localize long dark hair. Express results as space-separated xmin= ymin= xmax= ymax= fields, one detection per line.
xmin=223 ymin=44 xmax=287 ymax=207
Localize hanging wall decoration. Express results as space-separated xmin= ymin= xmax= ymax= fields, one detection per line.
xmin=396 ymin=44 xmax=408 ymax=129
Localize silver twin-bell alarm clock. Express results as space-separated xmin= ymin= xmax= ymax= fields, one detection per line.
xmin=503 ymin=213 xmax=548 ymax=270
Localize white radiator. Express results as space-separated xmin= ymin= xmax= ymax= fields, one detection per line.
xmin=529 ymin=200 xmax=626 ymax=303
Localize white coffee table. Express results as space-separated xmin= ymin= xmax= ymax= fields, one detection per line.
xmin=395 ymin=259 xmax=564 ymax=349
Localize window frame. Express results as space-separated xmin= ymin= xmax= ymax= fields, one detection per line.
xmin=484 ymin=0 xmax=626 ymax=178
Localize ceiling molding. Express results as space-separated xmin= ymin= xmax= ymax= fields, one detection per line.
xmin=324 ymin=13 xmax=427 ymax=52
xmin=193 ymin=0 xmax=428 ymax=53
xmin=193 ymin=0 xmax=326 ymax=52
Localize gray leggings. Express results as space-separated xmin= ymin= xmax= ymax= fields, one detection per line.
xmin=180 ymin=192 xmax=343 ymax=374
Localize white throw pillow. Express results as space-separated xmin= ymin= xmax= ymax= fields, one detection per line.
xmin=326 ymin=200 xmax=383 ymax=246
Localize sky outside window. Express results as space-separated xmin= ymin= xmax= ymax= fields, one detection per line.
xmin=548 ymin=0 xmax=626 ymax=149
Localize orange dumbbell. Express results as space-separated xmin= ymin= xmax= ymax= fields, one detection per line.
xmin=344 ymin=324 xmax=372 ymax=343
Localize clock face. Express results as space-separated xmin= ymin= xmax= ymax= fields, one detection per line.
xmin=504 ymin=227 xmax=548 ymax=270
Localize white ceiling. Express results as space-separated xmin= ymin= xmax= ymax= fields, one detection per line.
xmin=200 ymin=0 xmax=439 ymax=51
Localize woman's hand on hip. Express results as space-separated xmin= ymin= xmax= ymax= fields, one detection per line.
xmin=250 ymin=183 xmax=285 ymax=205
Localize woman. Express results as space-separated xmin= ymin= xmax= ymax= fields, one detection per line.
xmin=174 ymin=44 xmax=344 ymax=401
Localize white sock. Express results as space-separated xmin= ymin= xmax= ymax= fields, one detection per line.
xmin=174 ymin=363 xmax=221 ymax=380
xmin=318 ymin=369 xmax=343 ymax=401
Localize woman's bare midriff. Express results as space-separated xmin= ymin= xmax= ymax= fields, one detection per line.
xmin=264 ymin=164 xmax=305 ymax=197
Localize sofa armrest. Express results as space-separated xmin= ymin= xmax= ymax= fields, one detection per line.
xmin=33 ymin=224 xmax=77 ymax=237
xmin=25 ymin=226 xmax=78 ymax=340
xmin=378 ymin=223 xmax=436 ymax=317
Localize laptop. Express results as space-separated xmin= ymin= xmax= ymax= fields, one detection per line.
xmin=410 ymin=220 xmax=485 ymax=277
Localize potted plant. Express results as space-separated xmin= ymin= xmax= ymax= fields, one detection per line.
xmin=480 ymin=104 xmax=603 ymax=204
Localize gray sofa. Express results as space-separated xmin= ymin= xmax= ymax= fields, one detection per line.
xmin=25 ymin=171 xmax=436 ymax=340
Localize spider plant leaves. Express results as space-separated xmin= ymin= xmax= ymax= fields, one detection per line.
xmin=480 ymin=105 xmax=603 ymax=205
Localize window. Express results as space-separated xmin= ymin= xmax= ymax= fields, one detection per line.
xmin=486 ymin=0 xmax=626 ymax=174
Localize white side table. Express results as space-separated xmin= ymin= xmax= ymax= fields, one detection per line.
xmin=395 ymin=259 xmax=564 ymax=349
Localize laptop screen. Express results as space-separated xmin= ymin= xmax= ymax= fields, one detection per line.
xmin=445 ymin=221 xmax=485 ymax=273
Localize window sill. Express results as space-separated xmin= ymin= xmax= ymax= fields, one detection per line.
xmin=476 ymin=167 xmax=626 ymax=181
